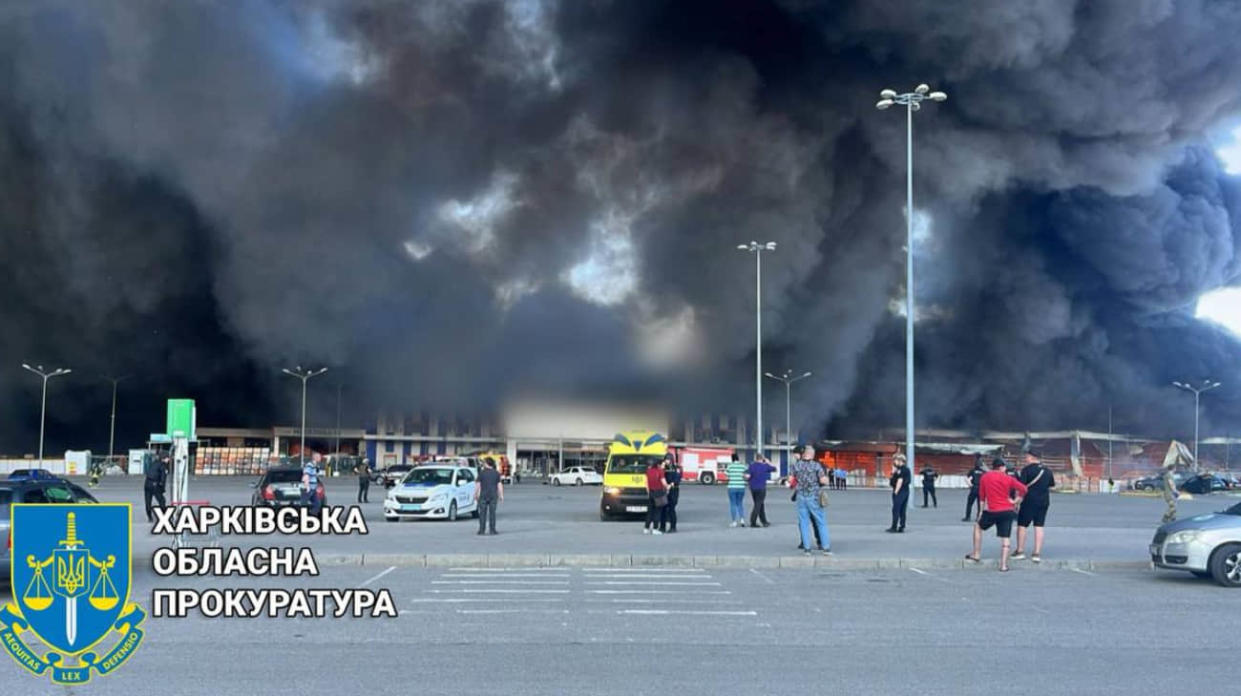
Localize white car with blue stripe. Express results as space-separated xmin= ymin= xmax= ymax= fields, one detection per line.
xmin=383 ymin=465 xmax=479 ymax=522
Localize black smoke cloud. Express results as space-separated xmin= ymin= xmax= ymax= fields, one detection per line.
xmin=0 ymin=0 xmax=1239 ymax=455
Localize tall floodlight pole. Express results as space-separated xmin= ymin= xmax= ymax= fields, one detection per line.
xmin=105 ymin=375 xmax=131 ymax=468
xmin=738 ymin=241 xmax=777 ymax=456
xmin=765 ymin=370 xmax=813 ymax=455
xmin=876 ymin=83 xmax=947 ymax=475
xmin=283 ymin=366 xmax=328 ymax=463
xmin=21 ymin=364 xmax=72 ymax=466
xmin=1173 ymin=380 xmax=1221 ymax=470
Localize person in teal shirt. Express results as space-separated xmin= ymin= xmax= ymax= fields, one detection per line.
xmin=726 ymin=453 xmax=748 ymax=526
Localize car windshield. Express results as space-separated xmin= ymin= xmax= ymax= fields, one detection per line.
xmin=1223 ymin=502 xmax=1241 ymax=516
xmin=266 ymin=470 xmax=302 ymax=484
xmin=9 ymin=470 xmax=29 ymax=477
xmin=608 ymin=455 xmax=663 ymax=474
xmin=403 ymin=468 xmax=454 ymax=485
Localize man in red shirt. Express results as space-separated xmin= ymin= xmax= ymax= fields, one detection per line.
xmin=966 ymin=457 xmax=1029 ymax=572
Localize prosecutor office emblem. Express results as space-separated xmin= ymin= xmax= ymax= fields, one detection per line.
xmin=2 ymin=503 xmax=145 ymax=684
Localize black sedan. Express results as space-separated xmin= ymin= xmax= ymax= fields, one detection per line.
xmin=1 ymin=480 xmax=99 ymax=581
xmin=250 ymin=467 xmax=326 ymax=507
xmin=1180 ymin=474 xmax=1231 ymax=495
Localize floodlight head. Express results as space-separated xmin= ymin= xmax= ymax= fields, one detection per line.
xmin=1173 ymin=382 xmax=1187 ymax=389
xmin=929 ymin=91 xmax=947 ymax=102
xmin=737 ymin=244 xmax=748 ymax=250
xmin=21 ymin=363 xmax=32 ymax=370
xmin=910 ymin=101 xmax=921 ymax=111
xmin=764 ymin=242 xmax=777 ymax=250
xmin=880 ymin=89 xmax=897 ymax=99
xmin=876 ymin=99 xmax=894 ymax=110
xmin=764 ymin=372 xmax=778 ymax=380
xmin=802 ymin=371 xmax=813 ymax=378
xmin=915 ymin=83 xmax=930 ymax=94
xmin=58 ymin=369 xmax=72 ymax=376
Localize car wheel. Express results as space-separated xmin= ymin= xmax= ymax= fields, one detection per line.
xmin=600 ymin=509 xmax=613 ymax=521
xmin=384 ymin=516 xmax=397 ymax=523
xmin=575 ymin=478 xmax=583 ymax=486
xmin=552 ymin=478 xmax=562 ymax=486
xmin=448 ymin=500 xmax=458 ymax=522
xmin=1209 ymin=543 xmax=1241 ymax=587
xmin=1191 ymin=571 xmax=1212 ymax=579
xmin=701 ymin=472 xmax=714 ymax=485
xmin=471 ymin=508 xmax=479 ymax=519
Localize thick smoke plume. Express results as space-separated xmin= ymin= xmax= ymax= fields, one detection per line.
xmin=0 ymin=0 xmax=1239 ymax=453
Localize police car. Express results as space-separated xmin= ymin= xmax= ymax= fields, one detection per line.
xmin=383 ymin=465 xmax=479 ymax=522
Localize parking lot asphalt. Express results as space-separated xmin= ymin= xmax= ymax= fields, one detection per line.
xmin=1 ymin=562 xmax=1235 ymax=696
xmin=64 ymin=475 xmax=1239 ymax=567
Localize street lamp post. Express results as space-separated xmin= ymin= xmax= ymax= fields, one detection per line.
xmin=765 ymin=370 xmax=812 ymax=457
xmin=738 ymin=241 xmax=777 ymax=457
xmin=105 ymin=375 xmax=131 ymax=469
xmin=876 ymin=83 xmax=947 ymax=474
xmin=1172 ymin=380 xmax=1222 ymax=469
xmin=283 ymin=366 xmax=329 ymax=463
xmin=21 ymin=364 xmax=72 ymax=466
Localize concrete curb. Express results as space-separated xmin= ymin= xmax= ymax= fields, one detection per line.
xmin=134 ymin=550 xmax=1152 ymax=572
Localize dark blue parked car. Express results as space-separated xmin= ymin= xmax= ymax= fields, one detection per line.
xmin=6 ymin=468 xmax=60 ymax=482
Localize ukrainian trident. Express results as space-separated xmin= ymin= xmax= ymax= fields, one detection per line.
xmin=2 ymin=504 xmax=145 ymax=684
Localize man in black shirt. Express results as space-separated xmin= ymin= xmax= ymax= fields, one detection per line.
xmin=963 ymin=456 xmax=985 ymax=522
xmin=886 ymin=453 xmax=911 ymax=533
xmin=144 ymin=453 xmax=168 ymax=523
xmin=473 ymin=460 xmax=504 ymax=535
xmin=920 ymin=465 xmax=938 ymax=508
xmin=1012 ymin=450 xmax=1055 ymax=562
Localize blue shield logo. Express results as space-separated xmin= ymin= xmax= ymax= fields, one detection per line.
xmin=2 ymin=503 xmax=145 ymax=684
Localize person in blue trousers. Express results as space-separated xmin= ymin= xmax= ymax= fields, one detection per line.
xmin=789 ymin=444 xmax=831 ymax=555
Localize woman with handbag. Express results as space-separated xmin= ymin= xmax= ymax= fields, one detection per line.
xmin=644 ymin=457 xmax=668 ymax=535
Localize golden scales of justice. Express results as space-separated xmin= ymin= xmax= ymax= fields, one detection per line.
xmin=22 ymin=512 xmax=118 ymax=647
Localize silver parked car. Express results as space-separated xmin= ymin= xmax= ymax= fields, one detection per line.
xmin=1150 ymin=501 xmax=1241 ymax=587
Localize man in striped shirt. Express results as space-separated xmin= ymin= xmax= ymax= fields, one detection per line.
xmin=726 ymin=453 xmax=748 ymax=527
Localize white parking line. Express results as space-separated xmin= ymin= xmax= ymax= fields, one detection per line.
xmin=583 ymin=574 xmax=710 ymax=579
xmin=447 ymin=567 xmax=568 ymax=572
xmin=583 ymin=568 xmax=705 ymax=572
xmin=617 ymin=610 xmax=757 ymax=616
xmin=431 ymin=580 xmax=570 ymax=585
xmin=587 ymin=590 xmax=732 ymax=595
xmin=411 ymin=598 xmax=565 ymax=603
xmin=360 ymin=566 xmax=396 ymax=587
xmin=440 ymin=574 xmax=570 ymax=579
xmin=908 ymin=567 xmax=929 ymax=576
xmin=584 ymin=581 xmax=722 ymax=586
xmin=749 ymin=568 xmax=775 ymax=585
xmin=425 ymin=589 xmax=571 ymax=594
xmin=457 ymin=609 xmax=571 ymax=615
xmin=585 ymin=598 xmax=744 ymax=605
xmin=1070 ymin=568 xmax=1097 ymax=577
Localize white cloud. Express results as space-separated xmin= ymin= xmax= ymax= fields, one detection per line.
xmin=1217 ymin=125 xmax=1241 ymax=175
xmin=436 ymin=172 xmax=519 ymax=253
xmin=1196 ymin=286 xmax=1241 ymax=337
xmin=562 ymin=211 xmax=638 ymax=306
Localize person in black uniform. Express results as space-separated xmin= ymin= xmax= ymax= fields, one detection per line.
xmin=144 ymin=453 xmax=168 ymax=523
xmin=963 ymin=455 xmax=985 ymax=522
xmin=886 ymin=453 xmax=911 ymax=533
xmin=1012 ymin=449 xmax=1055 ymax=563
xmin=920 ymin=465 xmax=938 ymax=508
xmin=659 ymin=454 xmax=682 ymax=533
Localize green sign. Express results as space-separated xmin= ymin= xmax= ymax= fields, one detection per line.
xmin=166 ymin=399 xmax=196 ymax=440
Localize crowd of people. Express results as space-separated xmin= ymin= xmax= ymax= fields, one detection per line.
xmin=630 ymin=445 xmax=1057 ymax=570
